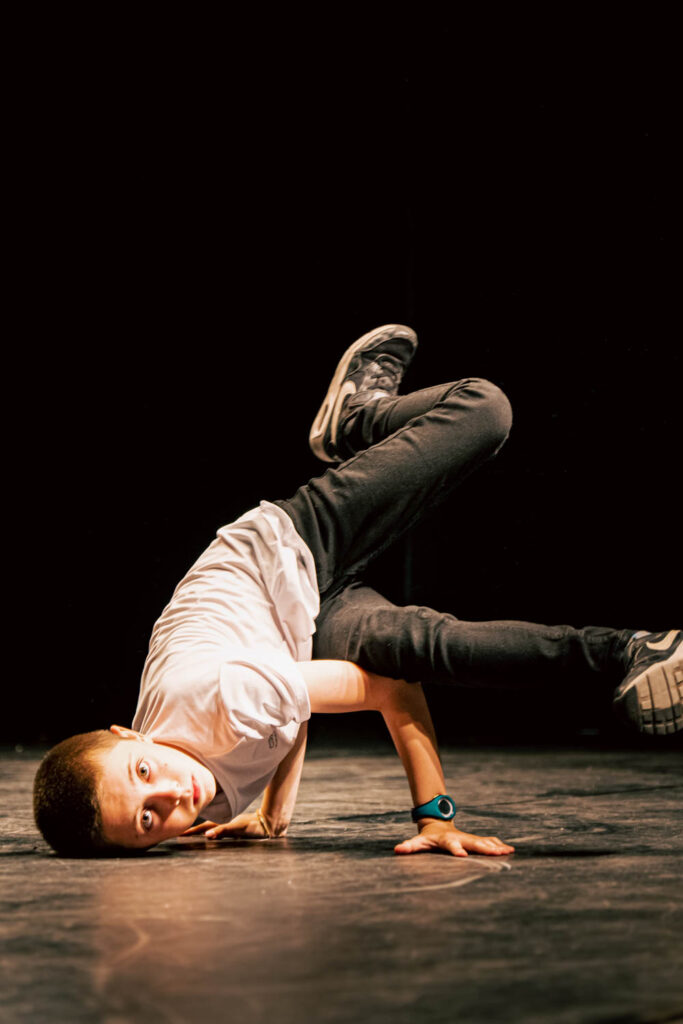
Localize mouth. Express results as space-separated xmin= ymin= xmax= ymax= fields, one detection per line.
xmin=192 ymin=778 xmax=200 ymax=806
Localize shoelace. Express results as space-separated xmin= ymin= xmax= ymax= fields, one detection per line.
xmin=358 ymin=355 xmax=404 ymax=392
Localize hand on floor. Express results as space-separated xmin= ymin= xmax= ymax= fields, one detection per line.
xmin=182 ymin=812 xmax=270 ymax=840
xmin=394 ymin=821 xmax=515 ymax=857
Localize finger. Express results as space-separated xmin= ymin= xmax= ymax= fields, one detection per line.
xmin=467 ymin=836 xmax=515 ymax=855
xmin=468 ymin=839 xmax=501 ymax=854
xmin=394 ymin=835 xmax=469 ymax=858
xmin=438 ymin=835 xmax=469 ymax=858
xmin=205 ymin=823 xmax=267 ymax=840
xmin=203 ymin=824 xmax=246 ymax=839
xmin=484 ymin=836 xmax=515 ymax=853
xmin=394 ymin=835 xmax=432 ymax=855
xmin=182 ymin=821 xmax=217 ymax=835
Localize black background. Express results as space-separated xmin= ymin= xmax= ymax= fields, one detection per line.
xmin=11 ymin=18 xmax=680 ymax=748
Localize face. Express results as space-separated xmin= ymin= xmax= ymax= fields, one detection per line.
xmin=97 ymin=726 xmax=217 ymax=850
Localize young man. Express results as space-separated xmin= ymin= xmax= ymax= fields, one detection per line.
xmin=33 ymin=326 xmax=682 ymax=858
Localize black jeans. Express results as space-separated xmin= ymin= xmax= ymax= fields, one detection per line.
xmin=277 ymin=378 xmax=630 ymax=690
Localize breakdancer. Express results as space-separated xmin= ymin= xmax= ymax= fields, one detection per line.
xmin=33 ymin=325 xmax=682 ymax=857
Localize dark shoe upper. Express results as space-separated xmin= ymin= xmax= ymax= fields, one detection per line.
xmin=342 ymin=345 xmax=417 ymax=414
xmin=309 ymin=325 xmax=418 ymax=462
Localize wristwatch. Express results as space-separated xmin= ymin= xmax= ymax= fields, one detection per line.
xmin=411 ymin=794 xmax=457 ymax=823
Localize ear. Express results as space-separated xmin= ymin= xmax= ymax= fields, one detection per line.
xmin=109 ymin=724 xmax=149 ymax=742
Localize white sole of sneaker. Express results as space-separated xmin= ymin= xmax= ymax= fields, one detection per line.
xmin=308 ymin=324 xmax=418 ymax=462
xmin=615 ymin=643 xmax=683 ymax=735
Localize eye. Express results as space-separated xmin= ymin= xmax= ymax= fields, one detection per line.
xmin=138 ymin=760 xmax=151 ymax=780
xmin=141 ymin=809 xmax=154 ymax=831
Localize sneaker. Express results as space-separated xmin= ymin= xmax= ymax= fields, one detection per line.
xmin=309 ymin=324 xmax=418 ymax=462
xmin=613 ymin=629 xmax=682 ymax=735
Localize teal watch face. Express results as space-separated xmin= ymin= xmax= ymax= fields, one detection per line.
xmin=437 ymin=797 xmax=454 ymax=817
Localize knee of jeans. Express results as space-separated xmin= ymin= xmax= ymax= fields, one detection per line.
xmin=465 ymin=378 xmax=513 ymax=452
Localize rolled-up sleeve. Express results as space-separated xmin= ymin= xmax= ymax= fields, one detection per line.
xmin=218 ymin=646 xmax=311 ymax=741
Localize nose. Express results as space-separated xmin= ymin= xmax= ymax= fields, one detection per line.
xmin=154 ymin=781 xmax=184 ymax=808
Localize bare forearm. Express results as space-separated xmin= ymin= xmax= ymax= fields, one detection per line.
xmin=261 ymin=721 xmax=308 ymax=835
xmin=300 ymin=659 xmax=446 ymax=807
xmin=298 ymin=659 xmax=514 ymax=858
xmin=380 ymin=681 xmax=446 ymax=808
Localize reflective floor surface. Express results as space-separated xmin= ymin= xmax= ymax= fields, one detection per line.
xmin=2 ymin=743 xmax=682 ymax=1024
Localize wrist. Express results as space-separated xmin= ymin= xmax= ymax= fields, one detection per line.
xmin=417 ymin=817 xmax=456 ymax=831
xmin=411 ymin=794 xmax=457 ymax=824
xmin=258 ymin=808 xmax=288 ymax=838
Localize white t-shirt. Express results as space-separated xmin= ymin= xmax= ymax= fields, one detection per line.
xmin=132 ymin=501 xmax=319 ymax=821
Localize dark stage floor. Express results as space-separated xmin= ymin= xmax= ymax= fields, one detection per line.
xmin=2 ymin=743 xmax=683 ymax=1024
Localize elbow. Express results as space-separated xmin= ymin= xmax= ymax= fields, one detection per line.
xmin=374 ymin=675 xmax=420 ymax=716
